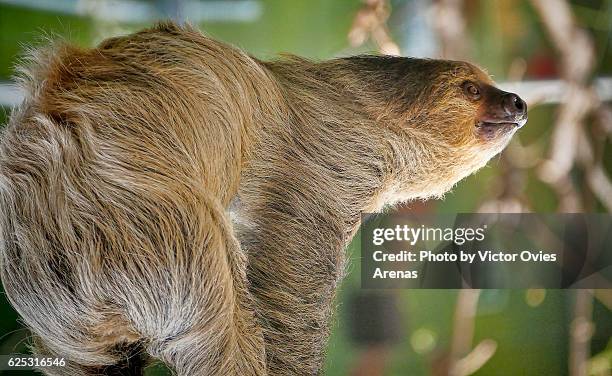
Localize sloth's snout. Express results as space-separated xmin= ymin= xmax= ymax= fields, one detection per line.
xmin=478 ymin=85 xmax=528 ymax=130
xmin=502 ymin=93 xmax=526 ymax=118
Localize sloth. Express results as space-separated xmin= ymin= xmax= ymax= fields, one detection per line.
xmin=0 ymin=23 xmax=527 ymax=375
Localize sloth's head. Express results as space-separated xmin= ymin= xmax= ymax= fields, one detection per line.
xmin=338 ymin=56 xmax=528 ymax=198
xmin=343 ymin=56 xmax=528 ymax=151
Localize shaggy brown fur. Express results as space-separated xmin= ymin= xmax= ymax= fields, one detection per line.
xmin=0 ymin=23 xmax=526 ymax=375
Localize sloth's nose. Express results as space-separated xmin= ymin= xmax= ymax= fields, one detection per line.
xmin=502 ymin=93 xmax=527 ymax=117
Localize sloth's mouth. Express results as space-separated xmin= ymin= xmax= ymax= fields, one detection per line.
xmin=475 ymin=120 xmax=522 ymax=140
xmin=476 ymin=115 xmax=528 ymax=129
xmin=476 ymin=120 xmax=521 ymax=128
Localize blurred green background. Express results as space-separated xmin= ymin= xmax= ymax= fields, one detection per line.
xmin=0 ymin=0 xmax=611 ymax=375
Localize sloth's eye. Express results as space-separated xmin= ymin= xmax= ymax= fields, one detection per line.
xmin=462 ymin=82 xmax=481 ymax=100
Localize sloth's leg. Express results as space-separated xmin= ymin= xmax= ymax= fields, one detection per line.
xmin=144 ymin=194 xmax=267 ymax=376
xmin=3 ymin=191 xmax=266 ymax=376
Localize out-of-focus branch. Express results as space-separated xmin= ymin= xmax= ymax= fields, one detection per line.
xmin=452 ymin=339 xmax=497 ymax=376
xmin=348 ymin=0 xmax=400 ymax=55
xmin=430 ymin=0 xmax=469 ymax=59
xmin=448 ymin=290 xmax=496 ymax=376
xmin=538 ymin=83 xmax=596 ymax=187
xmin=569 ymin=290 xmax=594 ymax=376
xmin=498 ymin=77 xmax=612 ymax=108
xmin=530 ymin=0 xmax=612 ymax=213
xmin=449 ymin=290 xmax=480 ymax=364
xmin=594 ymin=105 xmax=612 ymax=137
xmin=530 ymin=0 xmax=594 ymax=83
